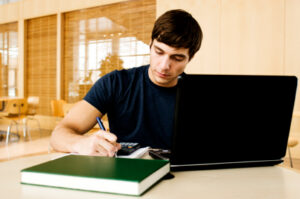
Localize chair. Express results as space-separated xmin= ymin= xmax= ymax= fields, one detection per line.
xmin=2 ymin=99 xmax=28 ymax=144
xmin=23 ymin=96 xmax=41 ymax=139
xmin=0 ymin=112 xmax=9 ymax=141
xmin=50 ymin=99 xmax=66 ymax=118
xmin=287 ymin=138 xmax=299 ymax=168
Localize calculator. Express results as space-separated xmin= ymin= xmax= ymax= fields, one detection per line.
xmin=117 ymin=142 xmax=141 ymax=156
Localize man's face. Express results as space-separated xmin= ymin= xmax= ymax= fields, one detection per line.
xmin=149 ymin=39 xmax=190 ymax=87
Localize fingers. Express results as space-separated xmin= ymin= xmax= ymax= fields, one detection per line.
xmin=116 ymin=142 xmax=122 ymax=150
xmin=93 ymin=144 xmax=114 ymax=157
xmin=97 ymin=130 xmax=118 ymax=143
xmin=73 ymin=130 xmax=120 ymax=157
xmin=97 ymin=138 xmax=118 ymax=157
xmin=90 ymin=144 xmax=108 ymax=156
xmin=94 ymin=130 xmax=119 ymax=157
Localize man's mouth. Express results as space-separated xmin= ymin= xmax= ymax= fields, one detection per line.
xmin=156 ymin=71 xmax=170 ymax=78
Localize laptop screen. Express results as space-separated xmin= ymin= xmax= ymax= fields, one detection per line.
xmin=170 ymin=74 xmax=297 ymax=167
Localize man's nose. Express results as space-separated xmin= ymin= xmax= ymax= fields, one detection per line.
xmin=159 ymin=56 xmax=171 ymax=71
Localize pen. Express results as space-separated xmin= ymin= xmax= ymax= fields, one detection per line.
xmin=96 ymin=117 xmax=117 ymax=157
xmin=96 ymin=117 xmax=106 ymax=131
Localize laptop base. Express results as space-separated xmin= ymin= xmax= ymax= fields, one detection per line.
xmin=170 ymin=159 xmax=283 ymax=171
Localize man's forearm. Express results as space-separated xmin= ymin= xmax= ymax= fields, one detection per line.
xmin=50 ymin=125 xmax=84 ymax=153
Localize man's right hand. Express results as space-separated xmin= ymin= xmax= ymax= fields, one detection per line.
xmin=50 ymin=100 xmax=121 ymax=156
xmin=72 ymin=130 xmax=121 ymax=157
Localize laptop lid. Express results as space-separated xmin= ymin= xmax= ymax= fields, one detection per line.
xmin=170 ymin=74 xmax=297 ymax=170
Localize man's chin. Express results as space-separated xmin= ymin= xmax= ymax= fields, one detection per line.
xmin=153 ymin=77 xmax=176 ymax=87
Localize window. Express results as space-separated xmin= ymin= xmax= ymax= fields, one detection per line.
xmin=0 ymin=22 xmax=18 ymax=97
xmin=63 ymin=0 xmax=156 ymax=102
xmin=0 ymin=0 xmax=20 ymax=6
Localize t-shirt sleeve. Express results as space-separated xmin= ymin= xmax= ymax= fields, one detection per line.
xmin=83 ymin=71 xmax=118 ymax=114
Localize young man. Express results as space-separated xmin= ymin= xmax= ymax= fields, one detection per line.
xmin=50 ymin=9 xmax=203 ymax=157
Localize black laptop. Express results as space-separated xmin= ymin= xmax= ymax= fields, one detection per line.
xmin=150 ymin=74 xmax=298 ymax=171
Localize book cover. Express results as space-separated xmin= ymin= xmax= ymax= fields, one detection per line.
xmin=21 ymin=155 xmax=170 ymax=196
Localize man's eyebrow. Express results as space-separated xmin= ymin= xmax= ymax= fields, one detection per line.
xmin=154 ymin=45 xmax=164 ymax=52
xmin=154 ymin=45 xmax=187 ymax=58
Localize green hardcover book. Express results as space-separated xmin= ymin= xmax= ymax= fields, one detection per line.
xmin=21 ymin=155 xmax=170 ymax=196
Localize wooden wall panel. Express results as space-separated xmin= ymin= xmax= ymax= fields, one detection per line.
xmin=286 ymin=0 xmax=300 ymax=112
xmin=220 ymin=0 xmax=285 ymax=75
xmin=26 ymin=15 xmax=57 ymax=115
xmin=285 ymin=0 xmax=300 ymax=158
xmin=0 ymin=2 xmax=19 ymax=24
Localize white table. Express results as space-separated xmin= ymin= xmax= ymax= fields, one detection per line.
xmin=1 ymin=153 xmax=300 ymax=199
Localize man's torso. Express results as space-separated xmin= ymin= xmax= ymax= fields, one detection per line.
xmin=84 ymin=65 xmax=177 ymax=149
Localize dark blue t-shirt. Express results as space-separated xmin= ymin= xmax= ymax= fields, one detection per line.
xmin=84 ymin=65 xmax=176 ymax=149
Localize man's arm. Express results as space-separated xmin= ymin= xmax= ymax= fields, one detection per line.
xmin=50 ymin=100 xmax=121 ymax=156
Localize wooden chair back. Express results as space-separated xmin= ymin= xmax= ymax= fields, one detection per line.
xmin=6 ymin=99 xmax=28 ymax=115
xmin=50 ymin=99 xmax=66 ymax=117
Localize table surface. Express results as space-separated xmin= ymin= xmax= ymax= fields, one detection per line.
xmin=1 ymin=153 xmax=300 ymax=199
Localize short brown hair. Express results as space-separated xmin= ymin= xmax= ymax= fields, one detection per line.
xmin=151 ymin=9 xmax=203 ymax=60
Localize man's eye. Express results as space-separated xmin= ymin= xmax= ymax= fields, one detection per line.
xmin=173 ymin=57 xmax=184 ymax=62
xmin=156 ymin=50 xmax=163 ymax=55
